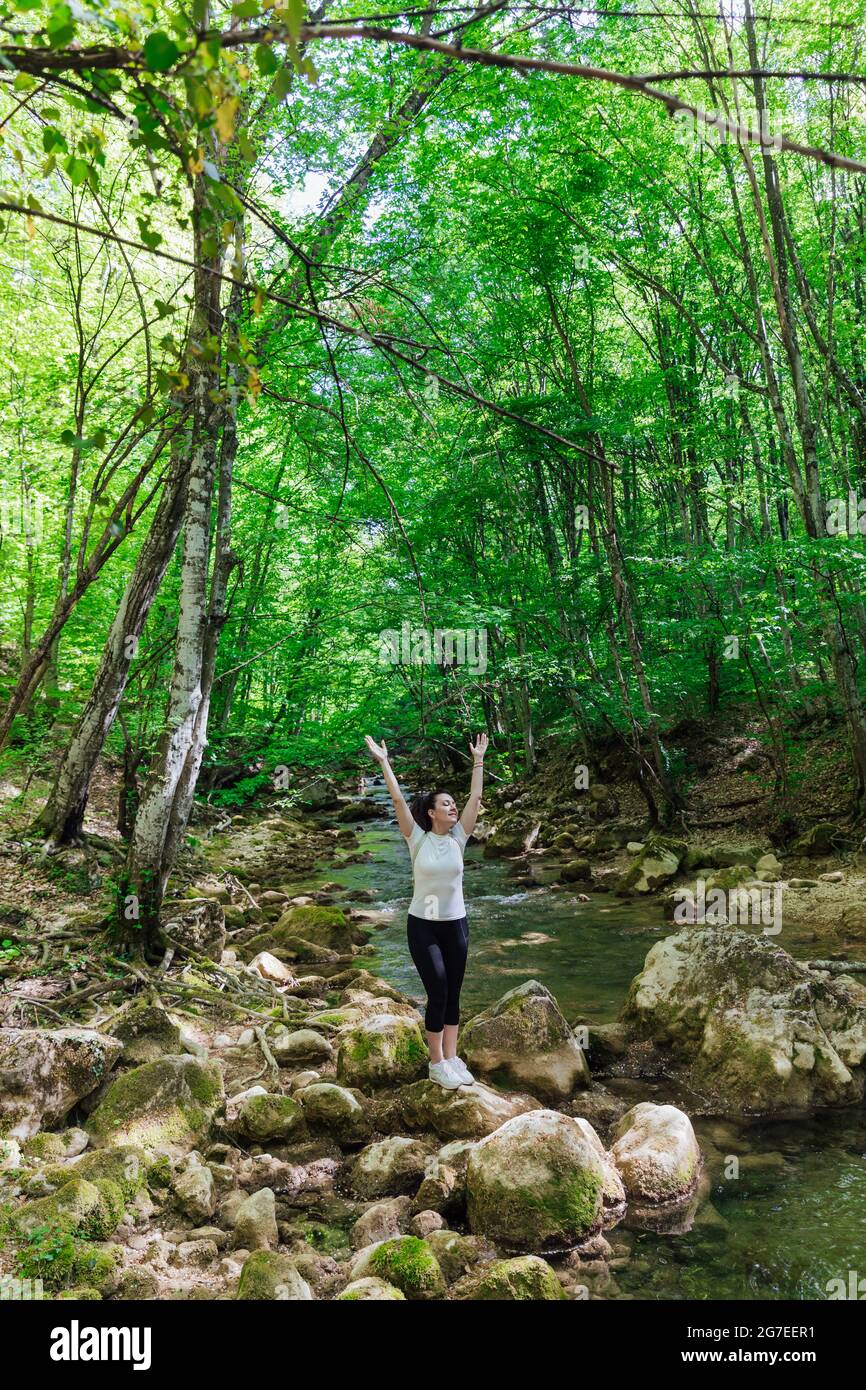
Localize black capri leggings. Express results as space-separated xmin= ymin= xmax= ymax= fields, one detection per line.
xmin=407 ymin=912 xmax=469 ymax=1033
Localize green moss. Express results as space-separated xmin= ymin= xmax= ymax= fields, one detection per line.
xmin=71 ymin=1146 xmax=147 ymax=1203
xmin=13 ymin=1178 xmax=102 ymax=1241
xmin=468 ymin=1166 xmax=603 ymax=1249
xmin=346 ymin=1030 xmax=376 ymax=1062
xmin=22 ymin=1133 xmax=66 ymax=1162
xmin=86 ymin=1179 xmax=125 ymax=1239
xmin=12 ymin=1217 xmax=120 ymax=1293
xmin=470 ymin=1255 xmax=567 ymax=1301
xmin=86 ymin=1056 xmax=223 ymax=1152
xmin=55 ymin=1286 xmax=103 ymax=1300
xmin=234 ymin=1093 xmax=303 ymax=1142
xmin=367 ymin=1236 xmax=446 ymax=1300
xmin=394 ymin=1031 xmax=427 ymax=1067
xmin=287 ymin=906 xmax=347 ymax=933
xmin=236 ymin=1250 xmax=307 ymax=1300
xmin=147 ymin=1154 xmax=173 ymax=1189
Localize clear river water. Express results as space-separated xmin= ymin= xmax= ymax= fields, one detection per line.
xmin=291 ymin=793 xmax=866 ymax=1302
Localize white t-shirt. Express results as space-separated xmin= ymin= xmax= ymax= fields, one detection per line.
xmin=404 ymin=820 xmax=469 ymax=920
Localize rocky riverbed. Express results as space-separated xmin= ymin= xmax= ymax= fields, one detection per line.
xmin=3 ymin=783 xmax=866 ymax=1303
xmin=3 ymin=758 xmax=866 ymax=1303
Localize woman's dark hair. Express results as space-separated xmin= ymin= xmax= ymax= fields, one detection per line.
xmin=409 ymin=789 xmax=453 ymax=831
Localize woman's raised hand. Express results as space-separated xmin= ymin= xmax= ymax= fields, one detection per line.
xmin=364 ymin=735 xmax=389 ymax=764
xmin=469 ymin=732 xmax=489 ymax=763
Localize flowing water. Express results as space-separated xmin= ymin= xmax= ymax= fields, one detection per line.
xmin=294 ymin=791 xmax=866 ymax=1301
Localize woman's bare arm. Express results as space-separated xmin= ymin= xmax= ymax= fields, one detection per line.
xmin=364 ymin=736 xmax=415 ymax=838
xmin=459 ymin=732 xmax=488 ymax=836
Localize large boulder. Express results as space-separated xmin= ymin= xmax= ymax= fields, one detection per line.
xmin=85 ymin=1055 xmax=224 ymax=1154
xmin=336 ymin=1015 xmax=427 ymax=1090
xmin=465 ymin=1110 xmax=606 ymax=1251
xmin=621 ymin=928 xmax=866 ymax=1114
xmin=253 ymin=906 xmax=357 ymax=958
xmin=610 ymin=1103 xmax=701 ymax=1203
xmin=458 ymin=981 xmax=589 ymax=1102
xmin=0 ymin=1026 xmax=122 ymax=1140
xmin=238 ymin=906 xmax=363 ymax=962
xmin=64 ymin=1145 xmax=148 ymax=1202
xmin=398 ymin=1079 xmax=541 ymax=1140
xmin=617 ymin=835 xmax=686 ymax=895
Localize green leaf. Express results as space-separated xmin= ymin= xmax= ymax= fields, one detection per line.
xmin=144 ymin=31 xmax=180 ymax=72
xmin=255 ymin=43 xmax=280 ymax=75
xmin=64 ymin=156 xmax=89 ymax=187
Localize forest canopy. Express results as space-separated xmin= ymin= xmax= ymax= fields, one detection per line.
xmin=1 ymin=0 xmax=866 ymax=941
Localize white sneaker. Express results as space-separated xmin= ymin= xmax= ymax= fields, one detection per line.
xmin=428 ymin=1059 xmax=463 ymax=1090
xmin=445 ymin=1055 xmax=475 ymax=1086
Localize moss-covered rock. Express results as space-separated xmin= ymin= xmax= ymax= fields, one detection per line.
xmin=336 ymin=1014 xmax=427 ymax=1089
xmin=621 ymin=927 xmax=866 ymax=1114
xmin=269 ymin=1027 xmax=334 ymax=1066
xmin=85 ymin=1055 xmax=224 ymax=1155
xmin=466 ymin=1109 xmax=605 ymax=1251
xmin=67 ymin=1145 xmax=148 ymax=1203
xmin=464 ymin=1254 xmax=568 ymax=1300
xmin=560 ymin=858 xmax=592 ymax=884
xmin=116 ymin=1266 xmax=160 ymax=1300
xmin=13 ymin=1175 xmax=123 ymax=1242
xmin=22 ymin=1132 xmax=67 ymax=1161
xmin=458 ymin=980 xmax=590 ymax=1102
xmin=224 ymin=1092 xmax=304 ymax=1143
xmin=424 ymin=1228 xmax=485 ymax=1282
xmin=610 ymin=1103 xmax=701 ymax=1203
xmin=111 ymin=1003 xmax=183 ymax=1065
xmin=18 ymin=1231 xmax=120 ymax=1294
xmin=350 ymin=1235 xmax=446 ymax=1300
xmin=238 ymin=933 xmax=340 ymax=965
xmin=0 ymin=1026 xmax=122 ymax=1141
xmin=239 ymin=906 xmax=356 ymax=961
xmin=791 ymin=823 xmax=851 ymax=857
xmin=617 ymin=835 xmax=686 ymax=895
xmin=399 ymin=1078 xmax=541 ymax=1140
xmin=237 ymin=1250 xmax=313 ymax=1299
xmin=295 ymin=1082 xmax=370 ymax=1145
xmin=482 ymin=825 xmax=534 ymax=859
xmin=336 ymin=1276 xmax=406 ymax=1300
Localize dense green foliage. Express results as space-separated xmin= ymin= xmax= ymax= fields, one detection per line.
xmin=2 ymin=0 xmax=866 ymax=846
